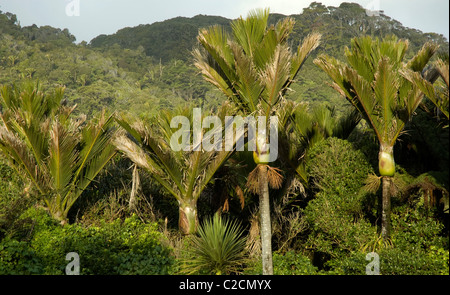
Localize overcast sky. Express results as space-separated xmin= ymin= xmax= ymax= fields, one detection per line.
xmin=0 ymin=0 xmax=448 ymax=43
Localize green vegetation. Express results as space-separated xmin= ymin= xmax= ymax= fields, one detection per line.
xmin=0 ymin=2 xmax=448 ymax=276
xmin=1 ymin=207 xmax=173 ymax=275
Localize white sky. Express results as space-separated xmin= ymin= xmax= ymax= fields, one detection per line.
xmin=0 ymin=0 xmax=448 ymax=43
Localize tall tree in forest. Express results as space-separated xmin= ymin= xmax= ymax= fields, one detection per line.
xmin=314 ymin=35 xmax=438 ymax=239
xmin=193 ymin=8 xmax=321 ymax=274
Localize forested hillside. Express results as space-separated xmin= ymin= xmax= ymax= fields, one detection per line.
xmin=1 ymin=2 xmax=448 ymax=118
xmin=0 ymin=2 xmax=448 ymax=276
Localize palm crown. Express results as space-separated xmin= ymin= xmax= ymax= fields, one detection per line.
xmin=314 ymin=35 xmax=439 ymax=175
xmin=193 ymin=8 xmax=321 ymax=119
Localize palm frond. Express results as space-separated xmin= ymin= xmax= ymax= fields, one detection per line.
xmin=372 ymin=57 xmax=399 ymax=142
xmin=0 ymin=126 xmax=47 ymax=195
xmin=407 ymin=42 xmax=440 ymax=72
xmin=231 ymin=8 xmax=269 ymax=58
xmin=181 ymin=214 xmax=247 ymax=275
xmin=70 ymin=111 xmax=117 ymax=202
xmin=435 ymin=58 xmax=449 ymax=87
xmin=291 ymin=32 xmax=321 ymax=80
xmin=48 ymin=119 xmax=78 ymax=194
xmin=260 ymin=44 xmax=292 ymax=114
xmin=228 ymin=41 xmax=263 ymax=112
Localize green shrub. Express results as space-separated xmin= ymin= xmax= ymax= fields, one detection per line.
xmin=245 ymin=251 xmax=318 ymax=275
xmin=303 ymin=137 xmax=377 ymax=261
xmin=0 ymin=159 xmax=32 ymax=241
xmin=323 ymin=190 xmax=449 ymax=275
xmin=379 ymin=247 xmax=448 ymax=275
xmin=306 ymin=137 xmax=375 ymax=197
xmin=0 ymin=238 xmax=43 ymax=275
xmin=325 ymin=247 xmax=448 ymax=275
xmin=13 ymin=207 xmax=174 ymax=275
xmin=324 ymin=252 xmax=367 ymax=275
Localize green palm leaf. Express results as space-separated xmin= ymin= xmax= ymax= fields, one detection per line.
xmin=48 ymin=120 xmax=78 ymax=193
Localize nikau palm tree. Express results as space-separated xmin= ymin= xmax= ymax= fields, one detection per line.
xmin=193 ymin=8 xmax=321 ymax=274
xmin=0 ymin=82 xmax=117 ymax=224
xmin=114 ymin=104 xmax=237 ymax=235
xmin=314 ymin=35 xmax=439 ymax=239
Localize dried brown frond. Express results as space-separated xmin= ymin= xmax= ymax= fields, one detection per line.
xmin=267 ymin=165 xmax=283 ymax=189
xmin=235 ymin=185 xmax=245 ymax=209
xmin=245 ymin=210 xmax=261 ymax=258
xmin=113 ymin=134 xmax=150 ymax=170
xmin=362 ymin=174 xmax=381 ymax=194
xmin=246 ymin=165 xmax=260 ymax=194
xmin=390 ymin=174 xmax=407 ymax=197
xmin=222 ymin=198 xmax=229 ymax=212
xmin=129 ymin=164 xmax=140 ymax=211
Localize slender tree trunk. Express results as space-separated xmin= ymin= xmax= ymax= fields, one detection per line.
xmin=381 ymin=176 xmax=391 ymax=240
xmin=179 ymin=200 xmax=199 ymax=235
xmin=258 ymin=165 xmax=273 ymax=275
xmin=379 ymin=144 xmax=394 ymax=240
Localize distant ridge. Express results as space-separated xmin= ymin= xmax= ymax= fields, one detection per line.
xmin=90 ymin=15 xmax=231 ymax=62
xmin=88 ymin=2 xmax=448 ymax=63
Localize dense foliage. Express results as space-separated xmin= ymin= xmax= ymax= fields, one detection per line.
xmin=0 ymin=207 xmax=173 ymax=275
xmin=0 ymin=2 xmax=448 ymax=275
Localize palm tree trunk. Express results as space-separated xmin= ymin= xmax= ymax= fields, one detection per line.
xmin=379 ymin=144 xmax=394 ymax=240
xmin=179 ymin=200 xmax=199 ymax=235
xmin=381 ymin=176 xmax=391 ymax=240
xmin=258 ymin=165 xmax=273 ymax=275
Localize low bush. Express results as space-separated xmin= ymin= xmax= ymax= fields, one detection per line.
xmin=0 ymin=238 xmax=43 ymax=275
xmin=1 ymin=207 xmax=174 ymax=275
xmin=303 ymin=137 xmax=376 ymax=262
xmin=326 ymin=247 xmax=448 ymax=275
xmin=245 ymin=251 xmax=318 ymax=275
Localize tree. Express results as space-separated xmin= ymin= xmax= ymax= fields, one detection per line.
xmin=0 ymin=82 xmax=117 ymax=224
xmin=114 ymin=103 xmax=237 ymax=235
xmin=193 ymin=8 xmax=321 ymax=274
xmin=314 ymin=35 xmax=439 ymax=239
